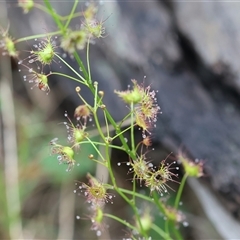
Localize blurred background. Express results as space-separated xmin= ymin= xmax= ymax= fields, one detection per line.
xmin=1 ymin=0 xmax=240 ymax=239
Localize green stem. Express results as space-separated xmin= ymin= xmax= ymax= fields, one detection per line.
xmin=93 ymin=81 xmax=98 ymax=111
xmin=111 ymin=125 xmax=132 ymax=140
xmin=86 ymin=38 xmax=92 ymax=84
xmin=174 ymin=173 xmax=188 ymax=209
xmin=60 ymin=12 xmax=83 ymax=21
xmin=118 ymin=111 xmax=133 ymax=128
xmin=34 ymin=3 xmax=54 ymax=16
xmin=151 ymin=223 xmax=172 ymax=240
xmin=54 ymin=54 xmax=86 ymax=82
xmin=165 ymin=219 xmax=170 ymax=239
xmin=43 ymin=0 xmax=65 ymax=33
xmin=84 ymin=137 xmax=105 ymax=162
xmin=35 ymin=2 xmax=83 ymax=21
xmin=130 ymin=102 xmax=135 ymax=154
xmin=92 ymin=111 xmax=106 ymax=142
xmin=152 ymin=191 xmax=167 ymax=214
xmin=104 ymin=213 xmax=138 ymax=232
xmin=119 ymin=188 xmax=154 ymax=203
xmin=75 ymin=92 xmax=92 ymax=108
xmin=152 ymin=192 xmax=171 ymax=239
xmin=73 ymin=52 xmax=89 ymax=82
xmin=15 ymin=31 xmax=61 ymax=43
xmin=132 ymin=178 xmax=136 ymax=204
xmin=79 ymin=141 xmax=125 ymax=151
xmin=103 ymin=110 xmax=110 ymax=138
xmin=64 ymin=0 xmax=78 ymax=30
xmin=105 ymin=144 xmax=147 ymax=237
xmin=50 ymin=72 xmax=86 ymax=84
xmin=172 ymin=225 xmax=184 ymax=240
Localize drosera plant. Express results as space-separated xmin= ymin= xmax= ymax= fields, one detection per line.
xmin=1 ymin=0 xmax=206 ymax=239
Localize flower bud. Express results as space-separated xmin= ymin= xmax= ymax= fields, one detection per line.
xmin=18 ymin=0 xmax=34 ymax=14
xmin=136 ymin=209 xmax=152 ymax=233
xmin=114 ymin=81 xmax=142 ymax=104
xmin=178 ymin=153 xmax=204 ymax=178
xmin=164 ymin=205 xmax=185 ymax=224
xmin=35 ymin=40 xmax=55 ymax=65
xmin=61 ymin=30 xmax=87 ymax=53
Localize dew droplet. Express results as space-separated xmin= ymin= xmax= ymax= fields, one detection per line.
xmin=117 ymin=162 xmax=121 ymax=166
xmin=76 ymin=215 xmax=80 ymax=220
xmin=183 ymin=221 xmax=189 ymax=227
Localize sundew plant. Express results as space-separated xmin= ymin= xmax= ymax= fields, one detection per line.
xmin=0 ymin=1 xmax=205 ymax=239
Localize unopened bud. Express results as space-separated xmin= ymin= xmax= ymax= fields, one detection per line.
xmin=98 ymin=91 xmax=104 ymax=97
xmin=76 ymin=86 xmax=81 ymax=92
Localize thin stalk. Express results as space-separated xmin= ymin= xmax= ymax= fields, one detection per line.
xmin=76 ymin=92 xmax=92 ymax=108
xmin=64 ymin=0 xmax=78 ymax=30
xmin=132 ymin=178 xmax=136 ymax=204
xmin=92 ymin=111 xmax=106 ymax=142
xmin=93 ymin=80 xmax=98 ymax=110
xmin=86 ymin=38 xmax=92 ymax=84
xmin=152 ymin=191 xmax=167 ymax=214
xmin=105 ymin=144 xmax=147 ymax=237
xmin=104 ymin=213 xmax=138 ymax=232
xmin=15 ymin=31 xmax=61 ymax=43
xmin=152 ymin=192 xmax=171 ymax=238
xmin=111 ymin=125 xmax=132 ymax=140
xmin=35 ymin=2 xmax=83 ymax=21
xmin=130 ymin=102 xmax=135 ymax=153
xmin=60 ymin=12 xmax=83 ymax=21
xmin=73 ymin=51 xmax=89 ymax=82
xmin=174 ymin=173 xmax=188 ymax=209
xmin=103 ymin=110 xmax=110 ymax=138
xmin=85 ymin=137 xmax=105 ymax=162
xmin=165 ymin=219 xmax=170 ymax=239
xmin=43 ymin=0 xmax=65 ymax=33
xmin=151 ymin=223 xmax=172 ymax=240
xmin=79 ymin=141 xmax=125 ymax=151
xmin=34 ymin=3 xmax=55 ymax=16
xmin=50 ymin=72 xmax=86 ymax=85
xmin=172 ymin=225 xmax=184 ymax=240
xmin=54 ymin=54 xmax=86 ymax=82
xmin=119 ymin=188 xmax=154 ymax=203
xmin=118 ymin=111 xmax=133 ymax=128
